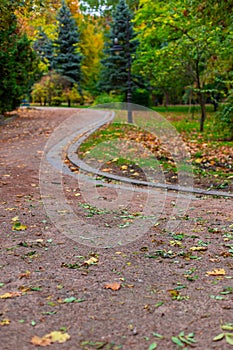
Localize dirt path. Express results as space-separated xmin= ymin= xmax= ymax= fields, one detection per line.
xmin=0 ymin=108 xmax=233 ymax=350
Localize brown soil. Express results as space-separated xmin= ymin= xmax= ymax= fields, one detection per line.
xmin=0 ymin=108 xmax=233 ymax=350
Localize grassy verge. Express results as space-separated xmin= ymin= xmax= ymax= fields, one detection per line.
xmin=77 ymin=106 xmax=233 ymax=189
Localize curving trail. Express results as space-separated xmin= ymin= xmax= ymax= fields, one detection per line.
xmin=0 ymin=107 xmax=233 ymax=350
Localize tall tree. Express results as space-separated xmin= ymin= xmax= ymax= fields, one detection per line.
xmin=0 ymin=12 xmax=38 ymax=114
xmin=99 ymin=0 xmax=138 ymax=99
xmin=134 ymin=0 xmax=232 ymax=131
xmin=33 ymin=27 xmax=55 ymax=71
xmin=54 ymin=0 xmax=82 ymax=91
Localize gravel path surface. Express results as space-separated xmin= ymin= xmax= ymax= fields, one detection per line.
xmin=0 ymin=108 xmax=233 ymax=350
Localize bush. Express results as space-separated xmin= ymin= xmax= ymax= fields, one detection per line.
xmin=132 ymin=88 xmax=151 ymax=107
xmin=216 ymin=89 xmax=233 ymax=140
xmin=93 ymin=92 xmax=124 ymax=106
xmin=51 ymin=96 xmax=63 ymax=106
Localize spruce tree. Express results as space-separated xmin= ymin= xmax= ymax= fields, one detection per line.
xmin=33 ymin=28 xmax=54 ymax=70
xmin=54 ymin=0 xmax=82 ymax=88
xmin=99 ymin=0 xmax=138 ymax=99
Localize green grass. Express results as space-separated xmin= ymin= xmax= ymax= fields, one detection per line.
xmin=78 ymin=106 xmax=232 ymax=185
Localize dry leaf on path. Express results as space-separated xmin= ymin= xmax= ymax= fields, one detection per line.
xmin=206 ymin=268 xmax=226 ymax=276
xmin=104 ymin=282 xmax=121 ymax=291
xmin=190 ymin=246 xmax=208 ymax=251
xmin=0 ymin=319 xmax=10 ymax=326
xmin=0 ymin=292 xmax=21 ymax=299
xmin=83 ymin=257 xmax=98 ymax=266
xmin=31 ymin=331 xmax=70 ymax=346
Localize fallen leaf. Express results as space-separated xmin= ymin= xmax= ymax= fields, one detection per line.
xmin=0 ymin=292 xmax=21 ymax=299
xmin=148 ymin=342 xmax=157 ymax=350
xmin=31 ymin=331 xmax=70 ymax=346
xmin=190 ymin=246 xmax=207 ymax=251
xmin=83 ymin=257 xmax=98 ymax=266
xmin=12 ymin=222 xmax=27 ymax=231
xmin=207 ymin=268 xmax=226 ymax=276
xmin=0 ymin=319 xmax=10 ymax=326
xmin=101 ymin=168 xmax=112 ymax=172
xmin=19 ymin=270 xmax=31 ymax=279
xmin=104 ymin=282 xmax=121 ymax=291
xmin=31 ymin=336 xmax=51 ymax=346
xmin=63 ymin=297 xmax=77 ymax=303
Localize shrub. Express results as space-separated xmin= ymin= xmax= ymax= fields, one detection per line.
xmin=93 ymin=92 xmax=124 ymax=106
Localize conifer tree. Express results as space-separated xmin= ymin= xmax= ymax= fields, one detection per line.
xmin=33 ymin=28 xmax=54 ymax=70
xmin=99 ymin=0 xmax=138 ymax=99
xmin=54 ymin=0 xmax=82 ymax=89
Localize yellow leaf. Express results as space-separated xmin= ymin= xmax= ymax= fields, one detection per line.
xmin=12 ymin=223 xmax=27 ymax=231
xmin=0 ymin=292 xmax=21 ymax=299
xmin=207 ymin=268 xmax=226 ymax=276
xmin=83 ymin=257 xmax=98 ymax=266
xmin=48 ymin=331 xmax=70 ymax=343
xmin=0 ymin=319 xmax=10 ymax=326
xmin=195 ymin=158 xmax=203 ymax=163
xmin=31 ymin=331 xmax=70 ymax=346
xmin=190 ymin=246 xmax=207 ymax=251
xmin=121 ymin=165 xmax=128 ymax=170
xmin=11 ymin=216 xmax=19 ymax=222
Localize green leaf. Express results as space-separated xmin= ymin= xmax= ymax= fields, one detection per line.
xmin=222 ymin=324 xmax=233 ymax=331
xmin=31 ymin=320 xmax=36 ymax=326
xmin=148 ymin=342 xmax=157 ymax=350
xmin=226 ymin=334 xmax=233 ymax=345
xmin=155 ymin=301 xmax=163 ymax=308
xmin=152 ymin=333 xmax=163 ymax=338
xmin=213 ymin=333 xmax=225 ymax=341
xmin=171 ymin=336 xmax=184 ymax=347
xmin=63 ymin=296 xmax=77 ymax=303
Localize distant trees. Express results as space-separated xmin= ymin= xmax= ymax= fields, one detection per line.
xmin=99 ymin=0 xmax=138 ymax=100
xmin=33 ymin=28 xmax=54 ymax=71
xmin=54 ymin=1 xmax=82 ymax=87
xmin=134 ymin=0 xmax=233 ymax=131
xmin=0 ymin=9 xmax=38 ymax=114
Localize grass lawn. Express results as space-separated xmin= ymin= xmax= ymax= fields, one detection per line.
xmin=77 ymin=105 xmax=233 ymax=190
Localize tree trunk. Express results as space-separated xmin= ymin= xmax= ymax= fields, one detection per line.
xmin=195 ymin=59 xmax=206 ymax=132
xmin=163 ymin=91 xmax=169 ymax=109
xmin=68 ymin=98 xmax=71 ymax=107
xmin=199 ymin=93 xmax=206 ymax=132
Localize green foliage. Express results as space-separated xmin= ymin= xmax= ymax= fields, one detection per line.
xmin=217 ymin=89 xmax=233 ymax=139
xmin=54 ymin=0 xmax=82 ymax=87
xmin=98 ymin=0 xmax=139 ymax=99
xmin=132 ymin=88 xmax=151 ymax=107
xmin=134 ymin=0 xmax=233 ymax=131
xmin=93 ymin=92 xmax=124 ymax=106
xmin=31 ymin=72 xmax=71 ymax=106
xmin=33 ymin=27 xmax=54 ymax=71
xmin=0 ymin=17 xmax=38 ymax=114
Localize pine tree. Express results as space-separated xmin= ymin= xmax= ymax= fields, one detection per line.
xmin=99 ymin=0 xmax=138 ymax=99
xmin=54 ymin=0 xmax=82 ymax=88
xmin=33 ymin=28 xmax=55 ymax=70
